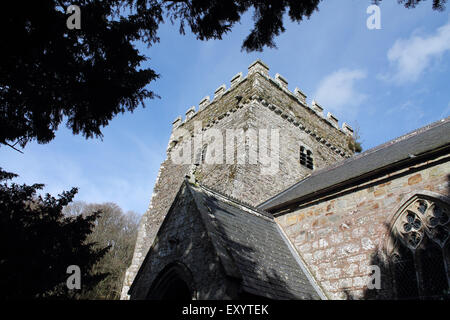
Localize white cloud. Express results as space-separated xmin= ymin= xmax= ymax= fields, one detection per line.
xmin=313 ymin=69 xmax=367 ymax=118
xmin=383 ymin=21 xmax=450 ymax=84
xmin=385 ymin=100 xmax=425 ymax=120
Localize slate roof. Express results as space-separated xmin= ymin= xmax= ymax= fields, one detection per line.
xmin=259 ymin=116 xmax=450 ymax=212
xmin=187 ymin=182 xmax=323 ymax=300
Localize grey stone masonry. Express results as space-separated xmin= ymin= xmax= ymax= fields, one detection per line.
xmin=129 ymin=180 xmax=324 ymax=299
xmin=128 ymin=182 xmax=236 ymax=299
xmin=121 ymin=59 xmax=355 ymax=299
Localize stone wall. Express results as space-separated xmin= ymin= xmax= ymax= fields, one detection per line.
xmin=275 ymin=154 xmax=450 ymax=299
xmin=129 ymin=183 xmax=237 ymax=300
xmin=121 ymin=159 xmax=191 ymax=298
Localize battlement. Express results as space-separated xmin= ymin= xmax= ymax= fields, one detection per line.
xmin=171 ymin=60 xmax=354 ymax=139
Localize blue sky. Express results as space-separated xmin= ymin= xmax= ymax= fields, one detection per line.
xmin=1 ymin=1 xmax=450 ymax=215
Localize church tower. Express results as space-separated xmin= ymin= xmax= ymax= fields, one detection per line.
xmin=121 ymin=60 xmax=356 ymax=299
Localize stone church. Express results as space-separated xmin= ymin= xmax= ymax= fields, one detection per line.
xmin=121 ymin=60 xmax=450 ymax=300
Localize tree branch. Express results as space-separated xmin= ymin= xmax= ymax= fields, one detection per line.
xmin=1 ymin=142 xmax=24 ymax=154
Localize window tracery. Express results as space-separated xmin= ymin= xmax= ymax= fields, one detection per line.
xmin=389 ymin=195 xmax=450 ymax=299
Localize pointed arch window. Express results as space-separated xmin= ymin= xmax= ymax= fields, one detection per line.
xmin=389 ymin=195 xmax=450 ymax=299
xmin=146 ymin=262 xmax=195 ymax=300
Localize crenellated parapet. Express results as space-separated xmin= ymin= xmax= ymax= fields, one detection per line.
xmin=171 ymin=59 xmax=354 ymax=156
xmin=172 ymin=116 xmax=182 ymax=130
xmin=230 ymin=72 xmax=243 ymax=87
xmin=275 ymin=73 xmax=289 ymax=90
xmin=214 ymin=84 xmax=227 ymax=100
xmin=250 ymin=96 xmax=352 ymax=158
xmin=294 ymin=87 xmax=307 ymax=106
xmin=342 ymin=122 xmax=354 ymax=136
xmin=198 ymin=96 xmax=210 ymax=111
xmin=311 ymin=100 xmax=324 ymax=117
xmin=327 ymin=112 xmax=339 ymax=129
xmin=185 ymin=106 xmax=196 ymax=121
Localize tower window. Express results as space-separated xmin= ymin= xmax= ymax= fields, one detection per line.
xmin=300 ymin=146 xmax=314 ymax=170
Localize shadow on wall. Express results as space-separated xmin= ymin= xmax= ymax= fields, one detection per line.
xmin=345 ymin=179 xmax=450 ymax=300
xmin=147 ymin=262 xmax=195 ymax=300
xmin=143 ymin=187 xmax=302 ymax=300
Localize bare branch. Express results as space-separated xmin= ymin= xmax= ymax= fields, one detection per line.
xmin=1 ymin=142 xmax=24 ymax=154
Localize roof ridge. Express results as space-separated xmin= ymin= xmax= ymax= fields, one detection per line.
xmin=258 ymin=116 xmax=450 ymax=210
xmin=354 ymin=116 xmax=449 ymax=157
xmin=302 ymin=116 xmax=450 ymax=180
xmin=196 ymin=182 xmax=274 ymax=219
